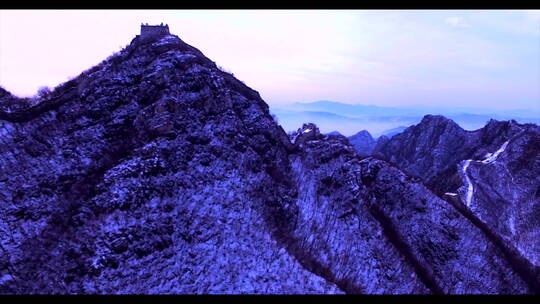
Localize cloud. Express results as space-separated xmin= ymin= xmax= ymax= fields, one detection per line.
xmin=445 ymin=17 xmax=470 ymax=28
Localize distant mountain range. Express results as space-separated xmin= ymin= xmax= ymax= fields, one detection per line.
xmin=270 ymin=101 xmax=540 ymax=136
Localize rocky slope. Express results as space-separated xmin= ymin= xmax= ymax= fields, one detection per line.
xmin=0 ymin=31 xmax=338 ymax=294
xmin=373 ymin=115 xmax=540 ymax=289
xmin=287 ymin=125 xmax=530 ymax=294
xmin=0 ymin=29 xmax=537 ymax=294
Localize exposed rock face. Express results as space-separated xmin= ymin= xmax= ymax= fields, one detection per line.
xmin=348 ymin=130 xmax=376 ymax=157
xmin=0 ymin=30 xmax=538 ymax=294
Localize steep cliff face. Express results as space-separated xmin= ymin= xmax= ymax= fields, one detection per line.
xmin=0 ymin=30 xmax=537 ymax=294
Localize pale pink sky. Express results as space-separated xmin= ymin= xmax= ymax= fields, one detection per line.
xmin=1 ymin=10 xmax=539 ymax=111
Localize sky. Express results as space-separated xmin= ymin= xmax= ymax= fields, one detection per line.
xmin=0 ymin=10 xmax=539 ymax=112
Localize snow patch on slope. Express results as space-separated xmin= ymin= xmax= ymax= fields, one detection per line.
xmin=481 ymin=141 xmax=509 ymax=164
xmin=460 ymin=140 xmax=511 ymax=208
xmin=462 ymin=159 xmax=474 ymax=207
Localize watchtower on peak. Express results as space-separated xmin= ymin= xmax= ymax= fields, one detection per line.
xmin=140 ymin=23 xmax=170 ymax=39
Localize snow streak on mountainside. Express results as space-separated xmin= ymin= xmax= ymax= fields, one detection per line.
xmin=461 ymin=160 xmax=474 ymax=207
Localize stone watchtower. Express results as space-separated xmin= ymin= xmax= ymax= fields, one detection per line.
xmin=140 ymin=23 xmax=170 ymax=40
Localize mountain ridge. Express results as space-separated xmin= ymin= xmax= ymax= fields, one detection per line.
xmin=0 ymin=28 xmax=538 ymax=294
xmin=372 ymin=114 xmax=540 ymax=291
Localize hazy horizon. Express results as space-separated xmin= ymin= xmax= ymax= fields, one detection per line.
xmin=269 ymin=100 xmax=540 ymax=136
xmin=1 ymin=10 xmax=539 ymax=113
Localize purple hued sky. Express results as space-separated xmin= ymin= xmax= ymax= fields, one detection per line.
xmin=1 ymin=10 xmax=539 ymax=111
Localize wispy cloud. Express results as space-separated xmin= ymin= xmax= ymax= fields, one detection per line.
xmin=445 ymin=17 xmax=470 ymax=28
